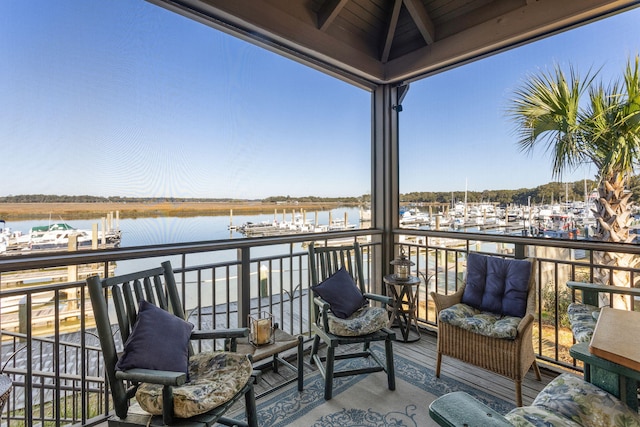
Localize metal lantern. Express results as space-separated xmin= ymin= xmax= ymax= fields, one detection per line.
xmin=390 ymin=246 xmax=415 ymax=280
xmin=248 ymin=311 xmax=274 ymax=346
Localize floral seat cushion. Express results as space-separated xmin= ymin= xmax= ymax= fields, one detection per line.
xmin=567 ymin=303 xmax=599 ymax=343
xmin=322 ymin=306 xmax=388 ymax=337
xmin=136 ymin=351 xmax=252 ymax=419
xmin=505 ymin=405 xmax=583 ymax=427
xmin=505 ymin=373 xmax=640 ymax=427
xmin=438 ymin=303 xmax=521 ymax=339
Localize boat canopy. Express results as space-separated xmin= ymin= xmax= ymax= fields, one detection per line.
xmin=30 ymin=223 xmax=76 ymax=232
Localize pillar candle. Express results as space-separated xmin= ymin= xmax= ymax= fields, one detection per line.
xmin=256 ymin=318 xmax=272 ymax=345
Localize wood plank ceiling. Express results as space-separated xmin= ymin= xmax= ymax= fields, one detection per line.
xmin=149 ymin=0 xmax=640 ymax=89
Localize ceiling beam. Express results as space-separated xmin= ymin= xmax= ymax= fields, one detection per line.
xmin=317 ymin=0 xmax=349 ymax=31
xmin=403 ymin=0 xmax=435 ymax=45
xmin=148 ymin=0 xmax=640 ymax=88
xmin=149 ymin=0 xmax=384 ymax=88
xmin=385 ymin=0 xmax=640 ymax=83
xmin=381 ymin=0 xmax=403 ymax=63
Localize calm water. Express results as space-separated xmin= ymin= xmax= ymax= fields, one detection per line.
xmin=4 ymin=207 xmax=368 ymax=274
xmin=6 ymin=207 xmax=366 ymax=246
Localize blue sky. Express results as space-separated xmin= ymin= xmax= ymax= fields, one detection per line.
xmin=2 ymin=2 xmax=640 ymax=198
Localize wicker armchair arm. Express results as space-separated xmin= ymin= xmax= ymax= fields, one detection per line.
xmin=430 ymin=287 xmax=464 ymax=312
xmin=517 ymin=313 xmax=534 ymax=336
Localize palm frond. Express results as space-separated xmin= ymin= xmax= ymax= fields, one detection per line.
xmin=506 ymin=64 xmax=594 ymax=179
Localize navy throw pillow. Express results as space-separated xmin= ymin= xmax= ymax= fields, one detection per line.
xmin=116 ymin=300 xmax=194 ymax=376
xmin=500 ymin=258 xmax=531 ymax=318
xmin=312 ymin=267 xmax=366 ymax=319
xmin=461 ymin=252 xmax=487 ymax=309
xmin=461 ymin=254 xmax=531 ymax=318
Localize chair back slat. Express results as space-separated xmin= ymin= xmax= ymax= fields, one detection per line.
xmin=141 ymin=277 xmax=156 ymax=306
xmin=111 ymin=285 xmax=131 ymax=343
xmin=132 ymin=279 xmax=144 ymax=305
xmin=163 ymin=261 xmax=186 ymax=319
xmin=308 ymin=243 xmax=365 ymax=290
xmin=153 ymin=274 xmax=169 ymax=310
xmin=122 ymin=281 xmax=138 ymax=335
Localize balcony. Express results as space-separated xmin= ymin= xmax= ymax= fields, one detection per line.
xmin=2 ymin=229 xmax=639 ymax=425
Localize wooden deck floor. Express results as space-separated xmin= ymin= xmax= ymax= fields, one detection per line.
xmin=252 ymin=329 xmax=561 ymax=406
xmin=96 ymin=330 xmax=565 ymax=426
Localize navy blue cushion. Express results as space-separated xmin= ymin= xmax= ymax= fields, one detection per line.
xmin=461 ymin=253 xmax=531 ymax=318
xmin=312 ymin=267 xmax=366 ymax=319
xmin=116 ymin=300 xmax=194 ymax=376
xmin=461 ymin=253 xmax=487 ymax=309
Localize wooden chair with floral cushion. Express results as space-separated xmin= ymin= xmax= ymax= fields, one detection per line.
xmin=430 ymin=252 xmax=541 ymax=407
xmin=308 ymin=242 xmax=396 ymax=400
xmin=86 ymin=260 xmax=257 ymax=427
xmin=567 ymin=281 xmax=640 ymax=343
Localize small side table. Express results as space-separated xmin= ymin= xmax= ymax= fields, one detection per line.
xmin=234 ymin=326 xmax=304 ymax=397
xmin=384 ymin=274 xmax=421 ymax=343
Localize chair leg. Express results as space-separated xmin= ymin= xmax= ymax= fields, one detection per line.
xmin=310 ymin=334 xmax=320 ymax=364
xmin=515 ymin=380 xmax=523 ymax=407
xmin=161 ymin=385 xmax=174 ymax=425
xmin=385 ymin=336 xmax=395 ymax=391
xmin=324 ymin=346 xmax=335 ymax=400
xmin=435 ymin=352 xmax=442 ymax=377
xmin=297 ymin=335 xmax=304 ymax=391
xmin=244 ymin=382 xmax=258 ymax=427
xmin=532 ymin=360 xmax=542 ymax=381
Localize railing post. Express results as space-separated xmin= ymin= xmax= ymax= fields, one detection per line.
xmin=238 ymin=247 xmax=251 ymax=327
xmin=515 ymin=242 xmax=526 ymax=259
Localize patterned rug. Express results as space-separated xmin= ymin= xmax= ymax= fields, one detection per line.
xmin=245 ymin=346 xmax=515 ymax=426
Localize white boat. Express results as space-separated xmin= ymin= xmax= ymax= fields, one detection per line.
xmin=2 ymin=222 xmax=121 ymax=254
xmin=400 ymin=208 xmax=429 ymax=225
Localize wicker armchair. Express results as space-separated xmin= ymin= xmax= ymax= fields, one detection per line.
xmin=430 ymin=254 xmax=541 ymax=407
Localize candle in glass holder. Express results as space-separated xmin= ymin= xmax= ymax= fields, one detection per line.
xmin=256 ymin=318 xmax=271 ymax=345
xmin=249 ymin=312 xmax=273 ymax=346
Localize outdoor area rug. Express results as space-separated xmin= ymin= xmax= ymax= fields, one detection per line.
xmin=239 ymin=346 xmax=515 ymax=427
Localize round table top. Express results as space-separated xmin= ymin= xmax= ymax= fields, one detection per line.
xmin=383 ymin=274 xmax=420 ymax=285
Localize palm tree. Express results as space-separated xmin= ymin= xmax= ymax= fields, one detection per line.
xmin=508 ymin=56 xmax=640 ymax=299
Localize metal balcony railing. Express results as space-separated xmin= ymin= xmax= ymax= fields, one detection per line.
xmin=1 ymin=228 xmax=639 ymax=426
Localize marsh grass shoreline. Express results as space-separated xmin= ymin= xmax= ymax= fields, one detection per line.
xmin=0 ymin=201 xmax=355 ymax=221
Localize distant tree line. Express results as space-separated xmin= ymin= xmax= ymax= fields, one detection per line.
xmin=402 ymin=177 xmax=640 ymax=205
xmin=262 ymin=195 xmax=369 ymax=204
xmin=4 ymin=177 xmax=640 ymax=206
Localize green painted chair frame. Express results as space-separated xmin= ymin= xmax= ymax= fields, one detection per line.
xmin=567 ymin=280 xmax=640 ymax=409
xmin=308 ymin=242 xmax=396 ymax=400
xmin=567 ymin=280 xmax=640 ymax=311
xmin=87 ymin=260 xmax=258 ymax=427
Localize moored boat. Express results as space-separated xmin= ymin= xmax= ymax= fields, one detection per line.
xmin=1 ymin=222 xmax=121 ymax=255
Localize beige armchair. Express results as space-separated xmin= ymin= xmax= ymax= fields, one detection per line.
xmin=430 ymin=253 xmax=541 ymax=406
